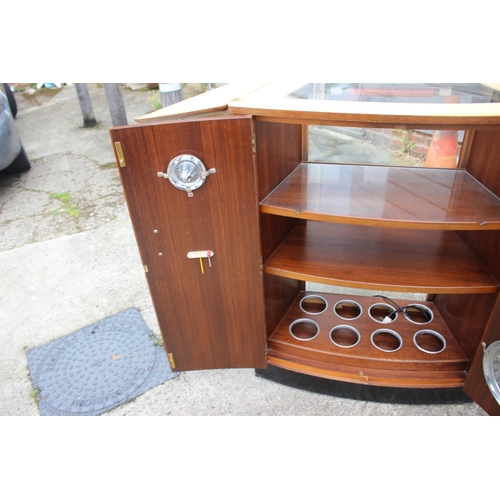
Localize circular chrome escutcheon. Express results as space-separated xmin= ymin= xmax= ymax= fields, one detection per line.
xmin=368 ymin=303 xmax=398 ymax=324
xmin=299 ymin=295 xmax=328 ymax=315
xmin=289 ymin=319 xmax=320 ymax=341
xmin=329 ymin=325 xmax=361 ymax=349
xmin=333 ymin=299 xmax=363 ymax=321
xmin=403 ymin=304 xmax=434 ymax=325
xmin=370 ymin=329 xmax=403 ymax=353
xmin=413 ymin=330 xmax=446 ymax=354
xmin=166 ymin=155 xmax=208 ymax=193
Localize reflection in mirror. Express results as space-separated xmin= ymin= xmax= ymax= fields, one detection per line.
xmin=300 ymin=83 xmax=498 ymax=168
xmin=308 ymin=125 xmax=464 ymax=168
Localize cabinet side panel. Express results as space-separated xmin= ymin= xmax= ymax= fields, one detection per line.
xmin=263 ymin=274 xmax=302 ymax=338
xmin=465 ymin=129 xmax=500 ymax=197
xmin=433 ymin=293 xmax=498 ymax=361
xmin=255 ymin=121 xmax=302 ymax=201
xmin=257 ymin=121 xmax=303 ymax=261
xmin=255 ymin=121 xmax=303 ymax=337
xmin=456 ymin=230 xmax=500 ymax=282
xmin=458 ymin=129 xmax=500 ymax=280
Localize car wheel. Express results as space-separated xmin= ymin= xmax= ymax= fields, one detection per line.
xmin=3 ymin=83 xmax=17 ymax=118
xmin=3 ymin=146 xmax=31 ymax=174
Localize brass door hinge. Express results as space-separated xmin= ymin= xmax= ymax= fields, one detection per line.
xmin=252 ymin=134 xmax=256 ymax=154
xmin=143 ymin=264 xmax=149 ymax=273
xmin=167 ymin=353 xmax=176 ymax=369
xmin=114 ymin=141 xmax=126 ymax=167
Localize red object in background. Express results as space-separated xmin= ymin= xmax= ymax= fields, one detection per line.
xmin=424 ymin=130 xmax=459 ymax=168
xmin=424 ymin=94 xmax=461 ymax=169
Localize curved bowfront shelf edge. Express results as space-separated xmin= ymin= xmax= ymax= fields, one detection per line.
xmin=266 ymin=356 xmax=467 ymax=389
xmin=260 ymin=164 xmax=500 ymax=231
xmin=257 ymin=365 xmax=471 ymax=402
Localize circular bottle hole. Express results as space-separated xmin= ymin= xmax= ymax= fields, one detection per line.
xmin=403 ymin=304 xmax=433 ymax=325
xmin=368 ymin=303 xmax=398 ymax=324
xmin=370 ymin=329 xmax=403 ymax=352
xmin=329 ymin=325 xmax=361 ymax=348
xmin=299 ymin=295 xmax=328 ymax=315
xmin=289 ymin=319 xmax=320 ymax=341
xmin=413 ymin=330 xmax=446 ymax=354
xmin=334 ymin=300 xmax=362 ymax=320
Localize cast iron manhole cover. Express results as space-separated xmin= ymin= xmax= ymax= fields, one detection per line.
xmin=26 ymin=308 xmax=178 ymax=416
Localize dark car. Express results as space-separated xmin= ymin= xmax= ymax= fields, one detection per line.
xmin=0 ymin=83 xmax=31 ymax=174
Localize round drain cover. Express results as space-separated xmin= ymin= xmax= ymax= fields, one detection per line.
xmin=26 ymin=308 xmax=176 ymax=416
xmin=38 ymin=324 xmax=156 ymax=414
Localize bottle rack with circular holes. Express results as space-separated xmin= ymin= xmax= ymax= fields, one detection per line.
xmin=268 ymin=292 xmax=468 ymax=388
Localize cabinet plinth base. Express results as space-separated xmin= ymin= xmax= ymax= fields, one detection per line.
xmin=256 ymin=365 xmax=472 ymax=405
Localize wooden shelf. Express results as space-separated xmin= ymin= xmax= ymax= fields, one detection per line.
xmin=268 ymin=292 xmax=469 ymax=388
xmin=260 ymin=163 xmax=500 ymax=230
xmin=264 ymin=221 xmax=499 ymax=294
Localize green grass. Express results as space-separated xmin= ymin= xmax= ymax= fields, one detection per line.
xmin=50 ymin=192 xmax=81 ymax=218
xmin=50 ymin=192 xmax=71 ymax=203
xmin=30 ymin=388 xmax=41 ymax=404
xmin=149 ymin=334 xmax=164 ymax=346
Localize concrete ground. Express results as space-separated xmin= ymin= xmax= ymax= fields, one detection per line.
xmin=0 ymin=84 xmax=487 ymax=416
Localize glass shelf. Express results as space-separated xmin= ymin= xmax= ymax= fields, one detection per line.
xmin=261 ymin=163 xmax=500 ymax=230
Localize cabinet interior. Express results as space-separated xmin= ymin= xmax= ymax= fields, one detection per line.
xmin=256 ymin=120 xmax=500 ymax=392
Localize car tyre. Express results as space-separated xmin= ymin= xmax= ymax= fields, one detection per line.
xmin=3 ymin=146 xmax=31 ymax=174
xmin=3 ymin=84 xmax=17 ymax=118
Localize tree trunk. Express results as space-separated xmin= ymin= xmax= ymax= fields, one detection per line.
xmin=159 ymin=83 xmax=183 ymax=107
xmin=74 ymin=83 xmax=96 ymax=128
xmin=104 ymin=83 xmax=127 ymax=126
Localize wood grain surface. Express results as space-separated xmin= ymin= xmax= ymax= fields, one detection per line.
xmin=268 ymin=292 xmax=468 ymax=388
xmin=264 ymin=221 xmax=499 ymax=294
xmin=254 ymin=121 xmax=304 ymax=339
xmin=261 ymin=163 xmax=500 ymax=230
xmin=110 ymin=116 xmax=266 ymax=370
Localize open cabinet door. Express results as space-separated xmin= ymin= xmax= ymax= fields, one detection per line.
xmin=109 ymin=116 xmax=267 ymax=371
xmin=463 ymin=295 xmax=500 ymax=415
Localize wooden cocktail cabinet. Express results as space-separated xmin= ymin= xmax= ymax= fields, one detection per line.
xmin=110 ymin=84 xmax=500 ymax=415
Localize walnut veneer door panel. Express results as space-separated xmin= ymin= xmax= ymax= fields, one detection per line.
xmin=110 ymin=116 xmax=266 ymax=371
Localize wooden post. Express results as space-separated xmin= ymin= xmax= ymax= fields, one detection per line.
xmin=74 ymin=83 xmax=96 ymax=128
xmin=104 ymin=83 xmax=127 ymax=126
xmin=159 ymin=83 xmax=183 ymax=107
